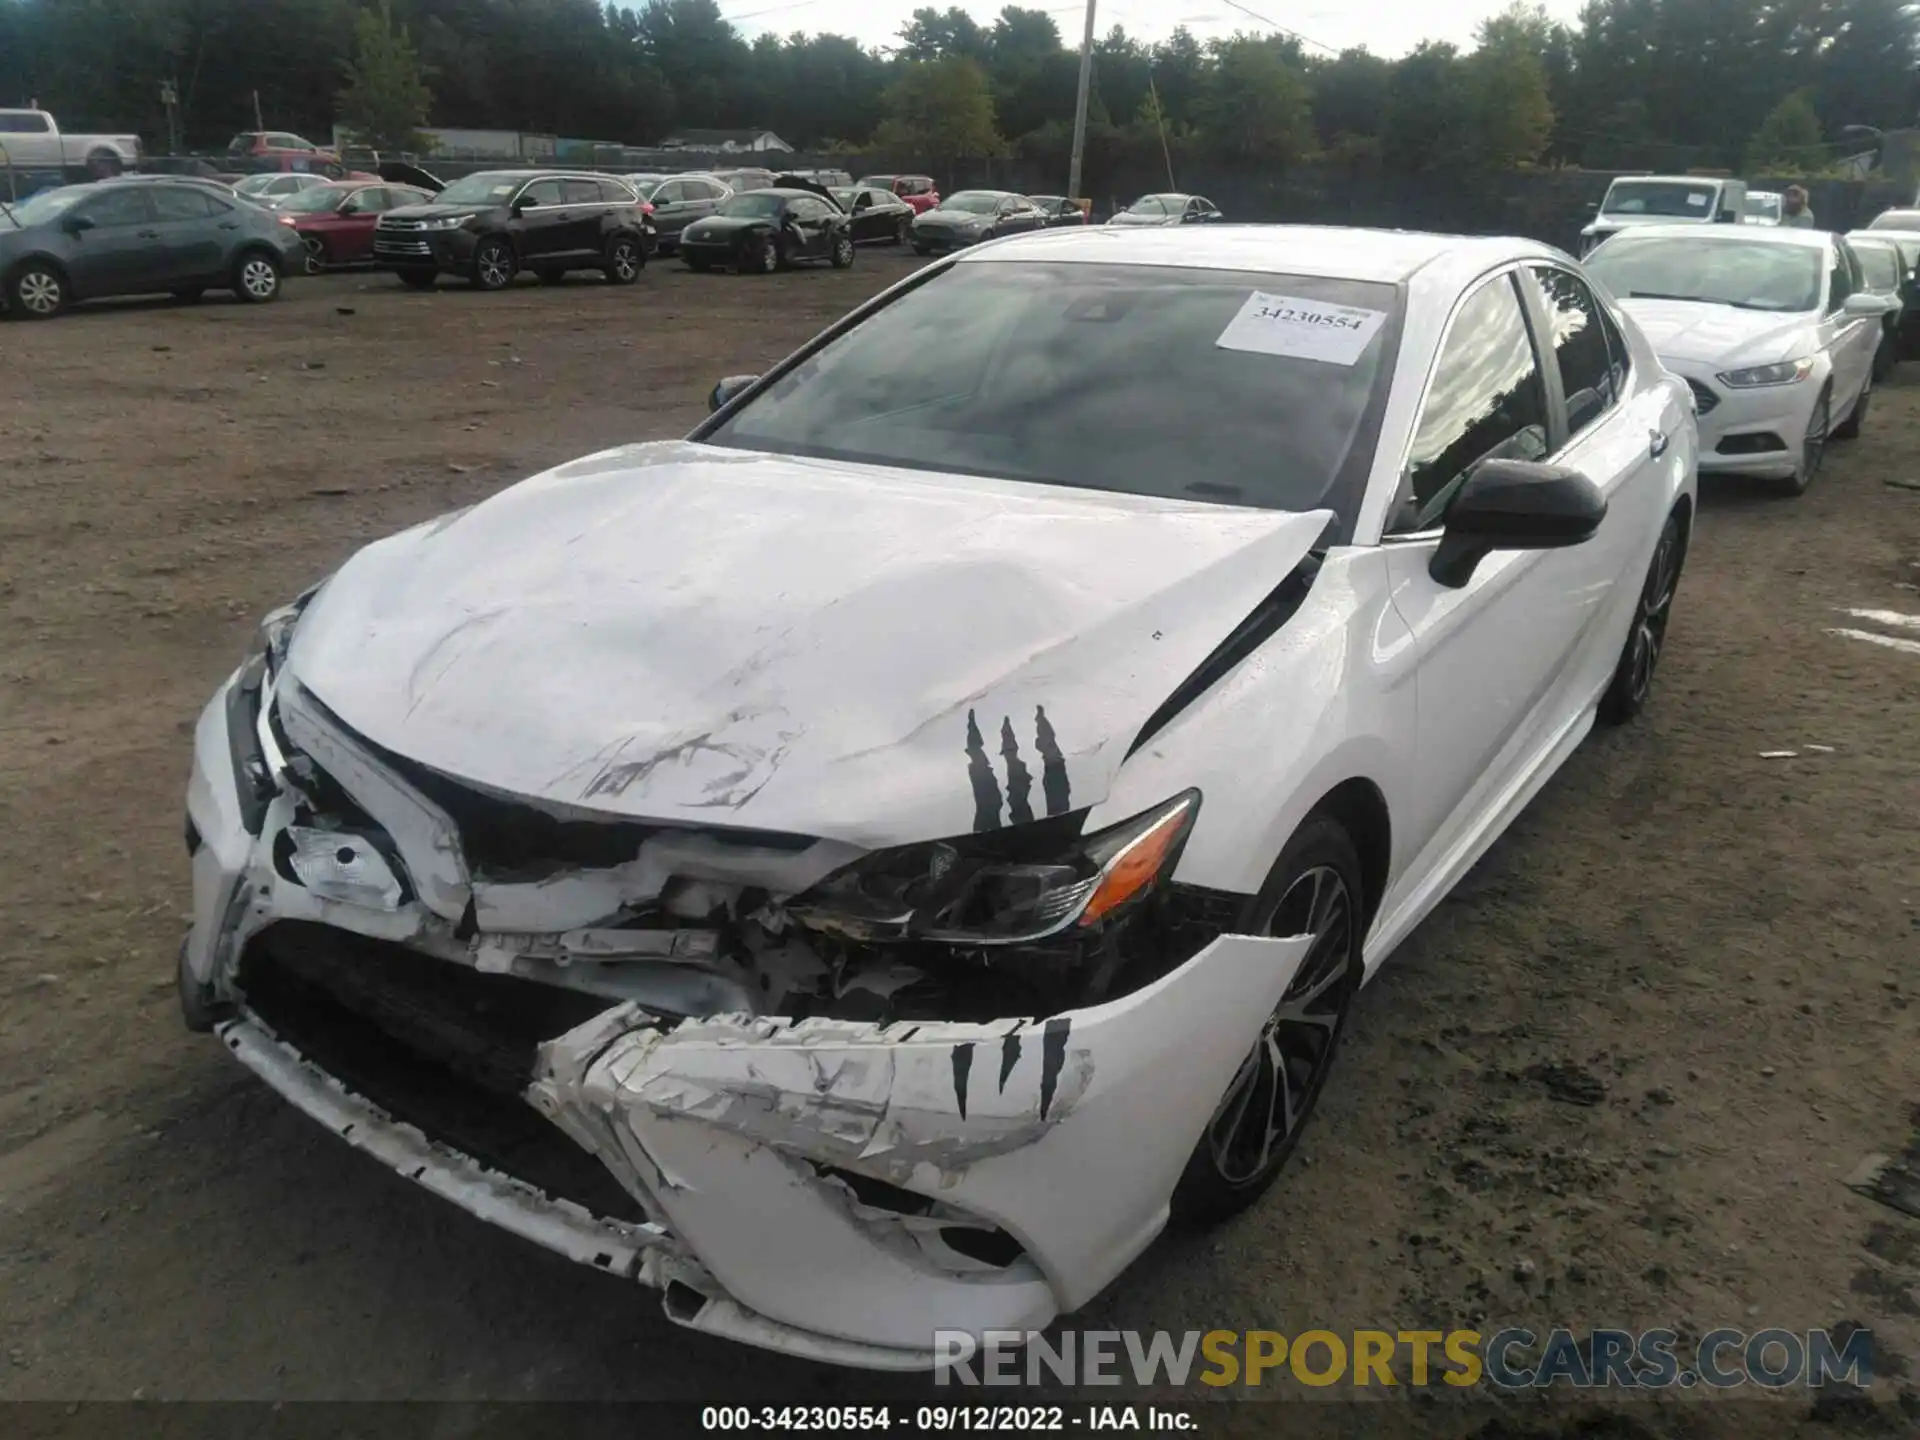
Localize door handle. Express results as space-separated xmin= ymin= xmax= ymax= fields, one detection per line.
xmin=137 ymin=229 xmax=160 ymax=239
xmin=218 ymin=221 xmax=240 ymax=230
xmin=1649 ymin=428 xmax=1670 ymax=459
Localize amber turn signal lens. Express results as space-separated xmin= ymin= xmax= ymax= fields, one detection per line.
xmin=1078 ymin=797 xmax=1195 ymax=926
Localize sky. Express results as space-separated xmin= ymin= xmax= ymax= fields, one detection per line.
xmin=717 ymin=0 xmax=1587 ymax=59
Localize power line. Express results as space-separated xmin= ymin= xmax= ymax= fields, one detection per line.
xmin=1213 ymin=0 xmax=1341 ymax=56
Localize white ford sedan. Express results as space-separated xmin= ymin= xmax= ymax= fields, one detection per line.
xmin=182 ymin=226 xmax=1697 ymax=1368
xmin=1585 ymin=223 xmax=1895 ymax=495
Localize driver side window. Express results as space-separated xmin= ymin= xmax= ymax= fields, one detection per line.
xmin=1392 ymin=272 xmax=1550 ymax=535
xmin=80 ymin=188 xmax=151 ymax=228
xmin=519 ymin=179 xmax=564 ymax=207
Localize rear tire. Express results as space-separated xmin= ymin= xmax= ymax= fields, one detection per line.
xmin=233 ymin=250 xmax=281 ymax=304
xmin=752 ymin=236 xmax=780 ymax=274
xmin=603 ymin=234 xmax=643 ymax=285
xmin=895 ymin=218 xmax=911 ymax=245
xmin=396 ymin=268 xmax=438 ymax=291
xmin=1169 ymin=816 xmax=1365 ymax=1224
xmin=7 ymin=261 xmax=68 ymax=319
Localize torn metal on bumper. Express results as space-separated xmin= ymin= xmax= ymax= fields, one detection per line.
xmin=184 ymin=667 xmax=1310 ymax=1368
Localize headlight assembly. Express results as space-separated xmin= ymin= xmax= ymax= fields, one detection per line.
xmin=792 ymin=790 xmax=1201 ymax=947
xmin=417 ymin=215 xmax=467 ymax=231
xmin=1717 ymin=357 xmax=1815 ymax=387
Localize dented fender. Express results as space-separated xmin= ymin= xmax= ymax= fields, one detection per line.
xmin=531 ymin=931 xmax=1311 ymax=1353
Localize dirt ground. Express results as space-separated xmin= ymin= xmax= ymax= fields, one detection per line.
xmin=1 ymin=254 xmax=1917 ymax=1438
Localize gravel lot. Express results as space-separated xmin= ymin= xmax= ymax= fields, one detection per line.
xmin=1 ymin=255 xmax=1916 ymax=1437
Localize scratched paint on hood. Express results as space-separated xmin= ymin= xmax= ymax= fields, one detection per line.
xmin=286 ymin=440 xmax=1330 ymax=849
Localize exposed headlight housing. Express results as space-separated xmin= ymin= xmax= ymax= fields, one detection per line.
xmin=792 ymin=791 xmax=1201 ymax=947
xmin=1717 ymin=356 xmax=1815 ymax=387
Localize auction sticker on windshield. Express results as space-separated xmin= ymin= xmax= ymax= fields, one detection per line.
xmin=1215 ymin=292 xmax=1386 ymax=365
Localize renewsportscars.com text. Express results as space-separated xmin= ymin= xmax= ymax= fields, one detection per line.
xmin=933 ymin=1327 xmax=1875 ymax=1389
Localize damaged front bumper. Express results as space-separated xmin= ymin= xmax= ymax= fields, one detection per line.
xmin=184 ymin=664 xmax=1308 ymax=1368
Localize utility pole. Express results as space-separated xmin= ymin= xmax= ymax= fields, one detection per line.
xmin=160 ymin=80 xmax=180 ymax=156
xmin=1066 ymin=0 xmax=1097 ymax=206
xmin=252 ymin=89 xmax=264 ymax=132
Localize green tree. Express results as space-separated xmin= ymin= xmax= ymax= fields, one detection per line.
xmin=1382 ymin=42 xmax=1474 ymax=174
xmin=337 ymin=0 xmax=431 ymax=153
xmin=875 ymin=56 xmax=1003 ymax=164
xmin=1747 ymin=88 xmax=1825 ymax=173
xmin=1469 ymin=14 xmax=1555 ymax=167
xmin=1196 ymin=35 xmax=1316 ymax=166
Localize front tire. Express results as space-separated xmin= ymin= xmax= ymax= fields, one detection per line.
xmin=470 ymin=238 xmax=515 ymax=291
xmin=604 ymin=234 xmax=643 ymax=285
xmin=1775 ymin=386 xmax=1830 ymax=497
xmin=751 ymin=236 xmax=779 ymax=274
xmin=829 ymin=232 xmax=854 ymax=269
xmin=7 ymin=261 xmax=67 ymax=319
xmin=895 ymin=218 xmax=911 ymax=245
xmin=1170 ymin=817 xmax=1364 ymax=1224
xmin=1831 ymin=375 xmax=1870 ymax=441
xmin=301 ymin=236 xmax=329 ymax=276
xmin=1598 ymin=508 xmax=1686 ymax=726
xmin=233 ymin=250 xmax=281 ymax=304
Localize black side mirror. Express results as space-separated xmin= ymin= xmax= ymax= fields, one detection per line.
xmin=1429 ymin=459 xmax=1608 ymax=589
xmin=62 ymin=213 xmax=95 ymax=234
xmin=709 ymin=374 xmax=760 ymax=413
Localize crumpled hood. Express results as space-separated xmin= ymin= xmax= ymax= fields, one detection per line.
xmin=1614 ymin=298 xmax=1815 ymax=367
xmin=286 ymin=441 xmax=1330 ymax=849
xmin=1107 ymin=212 xmax=1179 ymax=227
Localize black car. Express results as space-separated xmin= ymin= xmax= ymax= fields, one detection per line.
xmin=1025 ymin=194 xmax=1088 ymax=228
xmin=0 ymin=178 xmax=302 ymax=319
xmin=909 ymin=190 xmax=1049 ymax=254
xmin=679 ymin=186 xmax=854 ymax=273
xmin=639 ymin=173 xmax=731 ymax=254
xmin=1845 ymin=233 xmax=1914 ymax=376
xmin=829 ymin=185 xmax=915 ymax=245
xmin=372 ymin=169 xmax=652 ymax=291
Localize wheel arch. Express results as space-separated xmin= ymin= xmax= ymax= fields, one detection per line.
xmin=6 ymin=251 xmax=76 ymax=301
xmin=1299 ymin=778 xmax=1392 ymax=932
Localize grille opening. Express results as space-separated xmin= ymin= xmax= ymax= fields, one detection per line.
xmin=237 ymin=921 xmax=647 ymax=1223
xmin=1716 ymin=432 xmax=1787 ymax=455
xmin=1685 ymin=378 xmax=1720 ymax=415
xmin=940 ymin=1225 xmax=1025 ymax=1269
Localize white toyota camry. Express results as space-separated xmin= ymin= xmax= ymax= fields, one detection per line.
xmin=1585 ymin=223 xmax=1895 ymax=495
xmin=182 ymin=225 xmax=1697 ymax=1368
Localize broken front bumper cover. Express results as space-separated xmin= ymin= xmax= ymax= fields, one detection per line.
xmin=184 ymin=665 xmax=1309 ymax=1368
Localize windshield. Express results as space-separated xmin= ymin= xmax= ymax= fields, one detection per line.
xmin=1124 ymin=196 xmax=1172 ymax=217
xmin=716 ymin=192 xmax=787 ymax=218
xmin=1602 ymin=181 xmax=1720 ymax=218
xmin=234 ymin=175 xmax=280 ymax=194
xmin=831 ymin=188 xmax=857 ymax=206
xmin=707 ymin=261 xmax=1399 ymax=528
xmin=1854 ymin=244 xmax=1902 ymax=290
xmin=1869 ymin=209 xmax=1920 ymax=232
xmin=277 ymin=186 xmax=348 ymax=213
xmin=1588 ymin=235 xmax=1822 ymax=312
xmin=434 ymin=173 xmax=522 ymax=206
xmin=941 ymin=192 xmax=1004 ymax=215
xmin=1 ymin=186 xmax=88 ymax=226
xmin=1745 ymin=194 xmax=1781 ymax=219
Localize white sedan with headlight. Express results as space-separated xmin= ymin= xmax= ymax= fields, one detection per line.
xmin=1585 ymin=223 xmax=1895 ymax=495
xmin=183 ymin=225 xmax=1696 ymax=1369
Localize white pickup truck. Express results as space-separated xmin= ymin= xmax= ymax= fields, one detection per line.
xmin=1579 ymin=175 xmax=1748 ymax=256
xmin=0 ymin=108 xmax=143 ymax=177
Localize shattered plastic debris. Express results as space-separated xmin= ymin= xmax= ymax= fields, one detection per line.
xmin=1758 ymin=750 xmax=1799 ymax=759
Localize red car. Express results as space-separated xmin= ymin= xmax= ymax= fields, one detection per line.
xmin=855 ymin=173 xmax=941 ymax=214
xmin=274 ymin=179 xmax=438 ymax=273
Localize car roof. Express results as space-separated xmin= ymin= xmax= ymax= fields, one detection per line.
xmin=1595 ymin=222 xmax=1830 ymax=249
xmin=1610 ymin=174 xmax=1727 ymax=185
xmin=955 ymin=224 xmax=1562 ymax=283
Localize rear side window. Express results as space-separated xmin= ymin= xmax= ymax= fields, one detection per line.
xmin=1530 ymin=267 xmax=1617 ymax=440
xmin=151 ymin=186 xmax=219 ymax=221
xmin=1395 ymin=273 xmax=1549 ymax=533
xmin=599 ymin=179 xmax=637 ymax=204
xmin=1857 ymin=245 xmax=1900 ymax=290
xmin=79 ymin=187 xmax=152 ymax=228
xmin=564 ymin=178 xmax=600 ymax=205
